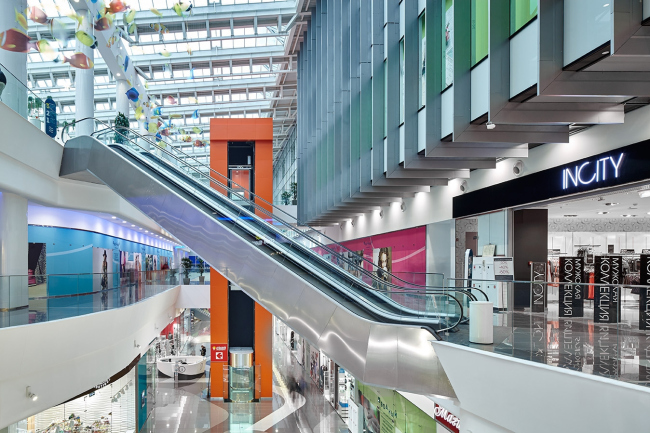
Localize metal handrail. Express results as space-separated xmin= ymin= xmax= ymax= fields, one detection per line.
xmin=63 ymin=120 xmax=468 ymax=332
xmin=67 ymin=119 xmax=471 ymax=298
xmin=64 ymin=118 xmax=462 ymax=295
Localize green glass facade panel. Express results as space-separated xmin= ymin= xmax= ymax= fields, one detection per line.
xmin=510 ymin=0 xmax=538 ymax=35
xmin=419 ymin=11 xmax=426 ymax=108
xmin=471 ymin=0 xmax=488 ymax=66
xmin=443 ymin=0 xmax=454 ymax=89
xmin=400 ymin=37 xmax=405 ymax=124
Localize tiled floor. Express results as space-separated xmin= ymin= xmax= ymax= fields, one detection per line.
xmin=141 ymin=331 xmax=349 ymax=433
xmin=446 ymin=297 xmax=650 ymax=387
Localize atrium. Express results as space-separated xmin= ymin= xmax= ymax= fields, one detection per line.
xmin=0 ymin=1 xmax=649 ymax=433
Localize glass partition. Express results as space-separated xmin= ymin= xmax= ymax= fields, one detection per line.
xmin=447 ymin=277 xmax=650 ymax=386
xmin=0 ymin=269 xmax=179 ymax=329
xmin=0 ymin=61 xmax=39 ymax=123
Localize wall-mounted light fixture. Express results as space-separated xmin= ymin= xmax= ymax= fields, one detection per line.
xmin=26 ymin=386 xmax=38 ymax=402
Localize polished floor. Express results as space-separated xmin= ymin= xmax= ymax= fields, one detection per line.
xmin=446 ymin=291 xmax=650 ymax=387
xmin=141 ymin=332 xmax=349 ymax=433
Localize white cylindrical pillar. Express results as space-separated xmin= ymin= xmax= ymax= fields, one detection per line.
xmin=116 ymin=79 xmax=130 ymax=118
xmin=74 ymin=8 xmax=95 ymax=136
xmin=0 ymin=192 xmax=28 ymax=326
xmin=0 ymin=0 xmax=28 ymax=117
xmin=469 ymin=301 xmax=494 ymax=344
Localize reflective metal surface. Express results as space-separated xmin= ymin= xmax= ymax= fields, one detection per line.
xmin=60 ymin=135 xmax=456 ymax=397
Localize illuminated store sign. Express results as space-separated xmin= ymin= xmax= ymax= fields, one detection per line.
xmin=434 ymin=404 xmax=460 ymax=433
xmin=562 ymin=153 xmax=624 ymax=190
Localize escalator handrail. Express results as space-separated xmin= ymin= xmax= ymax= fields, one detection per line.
xmin=104 ymin=148 xmax=461 ymax=338
xmin=72 ymin=120 xmax=467 ymax=298
xmin=63 ymin=120 xmax=471 ymax=327
xmin=70 ymin=120 xmax=461 ymax=295
xmin=108 ymin=143 xmax=466 ymax=330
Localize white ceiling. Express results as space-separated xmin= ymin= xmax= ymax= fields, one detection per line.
xmin=538 ymin=185 xmax=650 ymax=219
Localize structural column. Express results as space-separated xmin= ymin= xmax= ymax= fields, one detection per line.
xmin=116 ymin=79 xmax=130 ymax=119
xmin=0 ymin=0 xmax=28 ymax=117
xmin=0 ymin=192 xmax=28 ymax=327
xmin=75 ymin=8 xmax=95 ymax=136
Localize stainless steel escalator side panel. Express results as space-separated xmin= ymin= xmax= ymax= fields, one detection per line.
xmin=397 ymin=327 xmax=451 ymax=395
xmin=236 ymin=260 xmax=308 ymax=323
xmin=60 ymin=136 xmax=456 ymax=398
xmin=286 ymin=283 xmax=339 ymax=347
xmin=317 ymin=307 xmax=372 ymax=380
xmin=364 ymin=324 xmax=399 ymax=388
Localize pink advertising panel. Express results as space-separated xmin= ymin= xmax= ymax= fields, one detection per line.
xmin=315 ymin=226 xmax=427 ymax=289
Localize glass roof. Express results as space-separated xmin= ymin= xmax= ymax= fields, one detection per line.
xmin=22 ymin=0 xmax=298 ymax=153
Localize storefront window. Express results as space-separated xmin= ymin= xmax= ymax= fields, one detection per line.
xmin=443 ymin=0 xmax=454 ymax=89
xmin=419 ymin=11 xmax=426 ymax=107
xmin=471 ymin=0 xmax=489 ymax=66
xmin=399 ymin=38 xmax=405 ymax=124
xmin=510 ymin=0 xmax=538 ymax=35
xmin=9 ymin=367 xmax=136 ymax=433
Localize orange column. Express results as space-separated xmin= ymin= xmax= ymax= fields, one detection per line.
xmin=254 ymin=139 xmax=274 ymax=217
xmin=209 ymin=117 xmax=274 ymax=399
xmin=209 ymin=269 xmax=228 ymax=398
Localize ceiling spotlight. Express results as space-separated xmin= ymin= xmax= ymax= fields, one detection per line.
xmin=400 ymin=202 xmax=406 ymax=212
xmin=460 ymin=180 xmax=468 ymax=193
xmin=513 ymin=160 xmax=523 ymax=176
xmin=26 ymin=386 xmax=38 ymax=402
xmin=598 ymin=211 xmax=608 ymax=215
xmin=622 ymin=214 xmax=637 ymax=218
xmin=604 ymin=202 xmax=618 ymax=206
xmin=134 ymin=340 xmax=141 ymax=349
xmin=486 ymin=121 xmax=496 ymax=130
xmin=563 ymin=215 xmax=578 ymax=217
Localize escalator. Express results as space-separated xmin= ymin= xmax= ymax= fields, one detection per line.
xmin=60 ymin=121 xmax=469 ymax=397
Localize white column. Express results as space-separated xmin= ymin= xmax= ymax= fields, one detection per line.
xmin=75 ymin=8 xmax=95 ymax=136
xmin=0 ymin=0 xmax=28 ymax=117
xmin=116 ymin=79 xmax=130 ymax=118
xmin=0 ymin=192 xmax=28 ymax=326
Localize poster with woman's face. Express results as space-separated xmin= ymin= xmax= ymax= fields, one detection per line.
xmin=372 ymin=247 xmax=392 ymax=284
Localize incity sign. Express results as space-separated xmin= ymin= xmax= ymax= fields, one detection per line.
xmin=562 ymin=153 xmax=624 ymax=190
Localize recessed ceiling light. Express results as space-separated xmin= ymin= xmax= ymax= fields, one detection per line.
xmin=122 ymin=220 xmax=126 ymax=223
xmin=111 ymin=216 xmax=116 ymax=219
xmin=131 ymin=224 xmax=135 ymax=227
xmin=139 ymin=227 xmax=142 ymax=230
xmin=145 ymin=230 xmax=148 ymax=233
xmin=598 ymin=211 xmax=608 ymax=215
xmin=564 ymin=215 xmax=578 ymax=218
xmin=638 ymin=190 xmax=650 ymax=198
xmin=604 ymin=202 xmax=618 ymax=206
xmin=622 ymin=214 xmax=637 ymax=218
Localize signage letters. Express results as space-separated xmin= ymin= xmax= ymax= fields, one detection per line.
xmin=562 ymin=153 xmax=623 ymax=190
xmin=434 ymin=404 xmax=460 ymax=433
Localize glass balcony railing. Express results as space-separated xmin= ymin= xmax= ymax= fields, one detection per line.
xmin=0 ymin=269 xmax=181 ymax=328
xmin=447 ymin=278 xmax=650 ymax=387
xmin=0 ymin=61 xmax=41 ymax=125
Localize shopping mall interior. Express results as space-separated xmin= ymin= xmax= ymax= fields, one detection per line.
xmin=1 ymin=0 xmax=650 ymax=432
